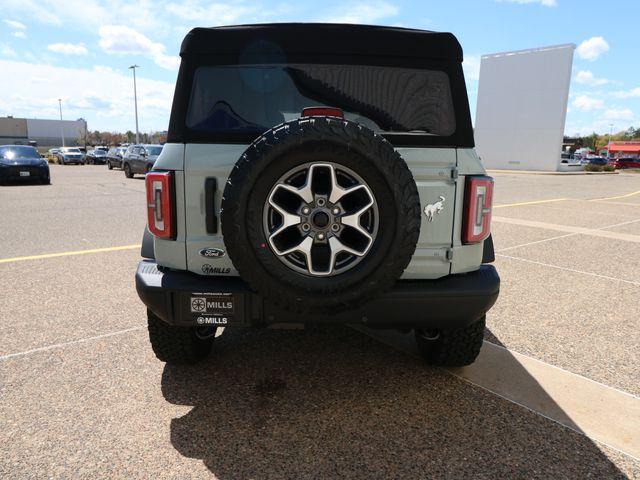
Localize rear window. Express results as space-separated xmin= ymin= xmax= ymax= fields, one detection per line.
xmin=0 ymin=146 xmax=40 ymax=159
xmin=186 ymin=64 xmax=456 ymax=137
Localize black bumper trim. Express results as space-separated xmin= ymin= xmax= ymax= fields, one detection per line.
xmin=136 ymin=261 xmax=500 ymax=329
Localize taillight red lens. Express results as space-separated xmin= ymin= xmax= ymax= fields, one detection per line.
xmin=301 ymin=106 xmax=344 ymax=118
xmin=145 ymin=171 xmax=175 ymax=239
xmin=463 ymin=176 xmax=494 ymax=244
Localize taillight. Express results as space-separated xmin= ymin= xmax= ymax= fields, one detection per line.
xmin=301 ymin=106 xmax=344 ymax=118
xmin=145 ymin=171 xmax=175 ymax=239
xmin=463 ymin=176 xmax=493 ymax=244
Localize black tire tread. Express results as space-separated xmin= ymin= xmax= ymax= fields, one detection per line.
xmin=147 ymin=310 xmax=213 ymax=364
xmin=416 ymin=316 xmax=486 ymax=367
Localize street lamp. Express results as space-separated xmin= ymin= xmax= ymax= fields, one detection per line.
xmin=58 ymin=98 xmax=65 ymax=147
xmin=608 ymin=123 xmax=614 ymax=158
xmin=129 ymin=65 xmax=140 ymax=144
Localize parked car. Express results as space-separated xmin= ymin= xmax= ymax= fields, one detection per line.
xmin=0 ymin=145 xmax=50 ymax=185
xmin=106 ymin=147 xmax=127 ymax=170
xmin=135 ymin=24 xmax=499 ymax=367
xmin=86 ymin=148 xmax=108 ymax=164
xmin=609 ymin=157 xmax=640 ymax=169
xmin=122 ymin=144 xmax=163 ymax=178
xmin=560 ymin=152 xmax=581 ymax=166
xmin=46 ymin=148 xmax=60 ymax=162
xmin=585 ymin=156 xmax=608 ymax=166
xmin=55 ymin=147 xmax=85 ymax=165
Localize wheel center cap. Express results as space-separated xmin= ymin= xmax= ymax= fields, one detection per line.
xmin=312 ymin=211 xmax=330 ymax=228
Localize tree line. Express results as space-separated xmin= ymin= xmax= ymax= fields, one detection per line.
xmin=565 ymin=126 xmax=640 ymax=152
xmin=78 ymin=130 xmax=167 ymax=146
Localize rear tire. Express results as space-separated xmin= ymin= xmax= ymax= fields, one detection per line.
xmin=415 ymin=316 xmax=486 ymax=367
xmin=147 ymin=310 xmax=215 ymax=364
xmin=107 ymin=161 xmax=113 ymax=170
xmin=124 ymin=163 xmax=133 ymax=178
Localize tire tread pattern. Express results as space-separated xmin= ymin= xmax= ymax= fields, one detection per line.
xmin=416 ymin=316 xmax=486 ymax=367
xmin=221 ymin=117 xmax=420 ymax=313
xmin=147 ymin=310 xmax=213 ymax=364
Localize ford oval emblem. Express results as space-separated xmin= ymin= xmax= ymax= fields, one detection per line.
xmin=199 ymin=247 xmax=225 ymax=258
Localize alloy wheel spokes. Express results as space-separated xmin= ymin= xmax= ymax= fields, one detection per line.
xmin=264 ymin=162 xmax=378 ymax=276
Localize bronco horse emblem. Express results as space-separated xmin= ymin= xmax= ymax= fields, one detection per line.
xmin=424 ymin=196 xmax=445 ymax=222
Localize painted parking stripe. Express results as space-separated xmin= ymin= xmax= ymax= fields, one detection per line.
xmin=0 ymin=244 xmax=141 ymax=264
xmin=494 ymin=198 xmax=567 ymax=209
xmin=0 ymin=326 xmax=145 ymax=360
xmin=589 ymin=189 xmax=640 ymax=202
xmin=497 ymin=254 xmax=640 ymax=286
xmin=492 ymin=216 xmax=640 ymax=243
xmin=351 ymin=326 xmax=640 ymax=460
xmin=496 ymin=217 xmax=640 ymax=252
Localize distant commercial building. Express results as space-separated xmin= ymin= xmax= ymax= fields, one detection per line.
xmin=602 ymin=142 xmax=640 ymax=159
xmin=0 ymin=116 xmax=87 ymax=147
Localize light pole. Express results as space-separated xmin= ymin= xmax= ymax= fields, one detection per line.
xmin=58 ymin=98 xmax=65 ymax=147
xmin=129 ymin=65 xmax=140 ymax=144
xmin=608 ymin=123 xmax=614 ymax=158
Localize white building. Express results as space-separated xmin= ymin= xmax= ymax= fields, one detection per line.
xmin=0 ymin=116 xmax=87 ymax=147
xmin=474 ymin=44 xmax=575 ymax=171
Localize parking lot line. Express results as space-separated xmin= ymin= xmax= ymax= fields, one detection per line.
xmin=492 ymin=216 xmax=640 ymax=243
xmin=496 ymin=254 xmax=640 ymax=286
xmin=450 ymin=342 xmax=640 ymax=460
xmin=494 ymin=198 xmax=567 ymax=209
xmin=0 ymin=326 xmax=145 ymax=361
xmin=0 ymin=244 xmax=141 ymax=264
xmin=352 ymin=326 xmax=640 ymax=460
xmin=589 ymin=189 xmax=640 ymax=202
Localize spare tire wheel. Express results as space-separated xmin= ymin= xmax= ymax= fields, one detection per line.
xmin=221 ymin=117 xmax=420 ymax=313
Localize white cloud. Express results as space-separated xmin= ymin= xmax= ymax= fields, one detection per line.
xmin=0 ymin=59 xmax=173 ymax=131
xmin=572 ymin=95 xmax=604 ymax=111
xmin=574 ymin=70 xmax=609 ymax=87
xmin=320 ymin=1 xmax=399 ymax=24
xmin=165 ymin=1 xmax=255 ymax=25
xmin=611 ymin=87 xmax=640 ymax=99
xmin=463 ymin=55 xmax=481 ymax=82
xmin=11 ymin=31 xmax=26 ymax=39
xmin=496 ymin=0 xmax=557 ymax=6
xmin=603 ymin=108 xmax=634 ymax=122
xmin=47 ymin=43 xmax=88 ymax=55
xmin=0 ymin=43 xmax=17 ymax=57
xmin=576 ymin=36 xmax=609 ymax=61
xmin=4 ymin=19 xmax=26 ymax=29
xmin=98 ymin=25 xmax=179 ymax=70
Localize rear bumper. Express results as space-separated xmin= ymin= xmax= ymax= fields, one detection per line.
xmin=0 ymin=166 xmax=49 ymax=182
xmin=136 ymin=260 xmax=500 ymax=330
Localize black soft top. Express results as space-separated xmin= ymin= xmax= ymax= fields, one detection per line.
xmin=180 ymin=23 xmax=463 ymax=62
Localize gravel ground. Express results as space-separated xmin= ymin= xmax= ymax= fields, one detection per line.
xmin=1 ymin=166 xmax=639 ymax=478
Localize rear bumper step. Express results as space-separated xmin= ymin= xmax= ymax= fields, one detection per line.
xmin=136 ymin=260 xmax=500 ymax=329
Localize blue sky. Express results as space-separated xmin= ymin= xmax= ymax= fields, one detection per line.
xmin=1 ymin=0 xmax=638 ymax=135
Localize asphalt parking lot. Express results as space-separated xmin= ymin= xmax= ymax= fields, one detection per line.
xmin=1 ymin=165 xmax=639 ymax=479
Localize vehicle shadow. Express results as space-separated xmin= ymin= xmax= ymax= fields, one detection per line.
xmin=161 ymin=325 xmax=627 ymax=479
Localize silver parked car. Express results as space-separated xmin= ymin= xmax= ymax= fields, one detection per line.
xmin=55 ymin=147 xmax=85 ymax=165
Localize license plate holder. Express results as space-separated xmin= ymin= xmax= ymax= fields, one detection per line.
xmin=180 ymin=292 xmax=244 ymax=326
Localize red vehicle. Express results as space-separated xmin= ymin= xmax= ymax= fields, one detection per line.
xmin=609 ymin=157 xmax=640 ymax=169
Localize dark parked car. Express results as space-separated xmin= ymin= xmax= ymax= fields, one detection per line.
xmin=106 ymin=147 xmax=126 ymax=170
xmin=586 ymin=156 xmax=608 ymax=166
xmin=0 ymin=145 xmax=50 ymax=185
xmin=609 ymin=157 xmax=640 ymax=169
xmin=122 ymin=144 xmax=163 ymax=178
xmin=86 ymin=148 xmax=107 ymax=164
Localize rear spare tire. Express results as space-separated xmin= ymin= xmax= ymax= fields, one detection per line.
xmin=221 ymin=117 xmax=420 ymax=313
